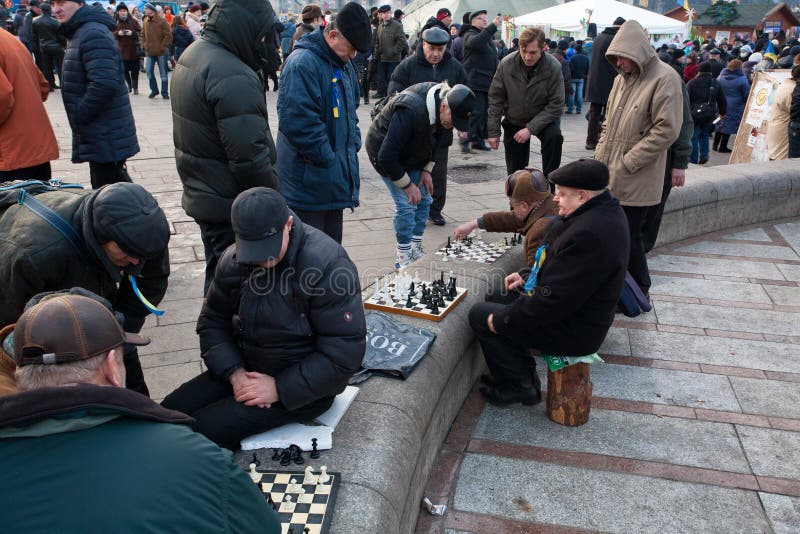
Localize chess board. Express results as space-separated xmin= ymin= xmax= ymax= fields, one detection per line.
xmin=434 ymin=237 xmax=515 ymax=264
xmin=252 ymin=469 xmax=340 ymax=534
xmin=364 ymin=281 xmax=467 ymax=322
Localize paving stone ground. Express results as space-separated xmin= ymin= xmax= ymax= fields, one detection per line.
xmin=42 ymin=78 xmax=799 ymax=533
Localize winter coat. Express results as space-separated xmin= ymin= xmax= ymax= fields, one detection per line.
xmin=451 ymin=31 xmax=466 ymax=62
xmin=60 ymin=5 xmax=139 ymax=164
xmin=492 ymin=190 xmax=629 ymax=356
xmin=185 ymin=12 xmax=202 ymax=40
xmin=742 ymin=60 xmax=759 ymax=84
xmin=715 ymin=68 xmax=749 ymax=135
xmin=488 ymin=51 xmax=565 ymax=138
xmin=366 ymin=82 xmax=442 ymax=185
xmin=141 ymin=13 xmax=172 ymax=56
xmin=199 ymin=221 xmax=366 ymax=411
xmin=12 ymin=9 xmax=26 ymax=43
xmin=280 ymin=22 xmax=294 ymax=57
xmin=594 ymin=20 xmax=683 ymax=207
xmin=171 ymin=25 xmax=194 ymax=57
xmin=375 ymin=17 xmax=405 ymax=62
xmin=387 ymin=44 xmax=466 ymax=147
xmin=706 ymin=58 xmax=724 ymax=78
xmin=569 ymin=51 xmax=589 ymax=80
xmin=686 ymin=72 xmax=727 ymax=125
xmin=0 ymin=187 xmax=169 ymax=328
xmin=551 ymin=49 xmax=573 ymax=96
xmin=462 ymin=22 xmax=499 ymax=93
xmin=114 ymin=16 xmax=141 ymax=62
xmin=481 ymin=196 xmax=559 ymax=266
xmin=277 ymin=29 xmax=361 ymax=212
xmin=171 ymin=0 xmax=278 ymax=224
xmin=31 ymin=12 xmax=65 ymax=52
xmin=290 ymin=22 xmax=314 ymax=53
xmin=683 ymin=62 xmax=698 ymax=82
xmin=767 ymin=77 xmax=796 ymax=160
xmin=790 ymin=75 xmax=800 ymax=123
xmin=670 ymin=82 xmax=693 ymax=171
xmin=585 ymin=25 xmax=619 ymax=105
xmin=0 ymin=28 xmax=59 ymax=172
xmin=21 ymin=10 xmax=35 ymax=50
xmin=0 ymin=385 xmax=281 ymax=532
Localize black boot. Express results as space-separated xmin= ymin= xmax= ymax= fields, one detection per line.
xmin=480 ymin=383 xmax=542 ymax=406
xmin=712 ymin=131 xmax=721 ymax=151
xmin=718 ymin=134 xmax=732 ymax=153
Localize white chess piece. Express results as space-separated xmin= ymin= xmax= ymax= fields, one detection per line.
xmin=318 ymin=465 xmax=330 ymax=484
xmin=303 ymin=466 xmax=318 ymax=485
xmin=248 ymin=463 xmax=260 ymax=483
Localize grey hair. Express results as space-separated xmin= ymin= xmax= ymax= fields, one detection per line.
xmin=15 ymin=349 xmax=121 ymax=391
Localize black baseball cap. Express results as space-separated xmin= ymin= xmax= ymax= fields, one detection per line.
xmin=231 ymin=188 xmax=290 ymax=265
xmin=444 ymin=84 xmax=475 ymax=132
xmin=14 ymin=295 xmax=149 ymax=367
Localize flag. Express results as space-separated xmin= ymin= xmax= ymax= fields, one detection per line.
xmin=763 ymin=41 xmax=778 ymax=63
xmin=684 ymin=0 xmax=690 ymax=10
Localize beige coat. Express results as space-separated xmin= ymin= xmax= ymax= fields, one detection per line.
xmin=595 ymin=20 xmax=683 ymax=207
xmin=767 ymin=77 xmax=796 ymax=160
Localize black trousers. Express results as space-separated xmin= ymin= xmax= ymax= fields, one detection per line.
xmin=40 ymin=46 xmax=64 ymax=88
xmin=198 ymin=221 xmax=236 ymax=296
xmin=292 ymin=208 xmax=344 ymax=244
xmin=429 ymin=145 xmax=449 ymax=217
xmin=469 ymin=302 xmax=540 ymax=389
xmin=502 ymin=120 xmax=563 ymax=177
xmin=0 ymin=162 xmax=51 ymax=181
xmin=122 ymin=59 xmax=139 ymax=92
xmin=88 ymin=160 xmax=132 ymax=189
xmin=161 ymin=370 xmax=334 ymax=451
xmin=468 ymin=90 xmax=489 ymax=143
xmin=622 ymin=205 xmax=651 ymax=295
xmin=485 ymin=267 xmax=529 ymax=305
xmin=643 ymin=159 xmax=674 ymax=253
xmin=586 ymin=102 xmax=605 ymax=146
xmin=377 ymin=61 xmax=399 ymax=96
xmin=121 ymin=314 xmax=149 ymax=396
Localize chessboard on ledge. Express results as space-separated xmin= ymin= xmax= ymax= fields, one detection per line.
xmin=364 ymin=270 xmax=466 ymax=322
xmin=434 ymin=231 xmax=522 ymax=264
xmin=247 ymin=458 xmax=340 ymax=534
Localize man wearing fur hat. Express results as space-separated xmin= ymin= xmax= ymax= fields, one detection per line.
xmin=468 ymin=159 xmax=629 ymax=406
xmin=0 ymin=182 xmax=171 ymax=396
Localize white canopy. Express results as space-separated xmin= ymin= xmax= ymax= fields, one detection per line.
xmin=514 ymin=0 xmax=687 ymax=35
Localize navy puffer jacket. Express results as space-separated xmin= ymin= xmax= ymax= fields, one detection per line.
xmin=60 ymin=5 xmax=139 ymax=164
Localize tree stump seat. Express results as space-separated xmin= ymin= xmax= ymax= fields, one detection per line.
xmin=545 ymin=362 xmax=592 ymax=427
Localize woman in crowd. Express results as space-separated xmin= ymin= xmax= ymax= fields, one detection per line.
xmin=114 ymin=2 xmax=141 ymax=94
xmin=185 ymin=4 xmax=203 ymax=40
xmin=768 ymin=57 xmax=800 ymax=160
xmin=683 ymin=51 xmax=699 ymax=82
xmin=714 ymin=58 xmax=750 ymax=153
xmin=170 ymin=15 xmax=194 ymax=63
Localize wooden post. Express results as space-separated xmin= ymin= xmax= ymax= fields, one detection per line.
xmin=546 ymin=363 xmax=592 ymax=426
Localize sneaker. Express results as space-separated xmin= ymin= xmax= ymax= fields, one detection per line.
xmin=698 ymin=156 xmax=709 ymax=164
xmin=394 ymin=248 xmax=412 ymax=270
xmin=148 ymin=92 xmax=157 ymax=99
xmin=410 ymin=241 xmax=426 ymax=261
xmin=428 ymin=213 xmax=445 ymax=226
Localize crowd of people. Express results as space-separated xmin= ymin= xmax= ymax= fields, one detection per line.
xmin=1 ymin=0 xmax=800 ymax=529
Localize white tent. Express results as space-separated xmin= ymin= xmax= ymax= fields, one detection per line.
xmin=514 ymin=0 xmax=687 ymax=36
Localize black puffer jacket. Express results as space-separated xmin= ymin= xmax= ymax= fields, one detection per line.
xmin=462 ymin=22 xmax=499 ymax=92
xmin=0 ymin=185 xmax=170 ymax=328
xmin=791 ymin=75 xmax=800 ymax=123
xmin=171 ymin=0 xmax=277 ymax=224
xmin=60 ymin=5 xmax=139 ymax=164
xmin=686 ymin=73 xmax=727 ymax=123
xmin=365 ymin=82 xmax=439 ymax=184
xmin=32 ymin=12 xmax=65 ymax=52
xmin=387 ymin=46 xmax=466 ymax=147
xmin=198 ymin=220 xmax=365 ymax=411
xmin=492 ymin=191 xmax=629 ymax=356
xmin=585 ymin=25 xmax=619 ymax=104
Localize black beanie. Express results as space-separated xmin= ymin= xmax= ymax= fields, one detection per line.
xmin=335 ymin=2 xmax=372 ymax=53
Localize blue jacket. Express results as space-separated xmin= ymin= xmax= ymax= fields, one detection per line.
xmin=277 ymin=29 xmax=361 ymax=212
xmin=716 ymin=68 xmax=750 ymax=135
xmin=60 ymin=5 xmax=139 ymax=164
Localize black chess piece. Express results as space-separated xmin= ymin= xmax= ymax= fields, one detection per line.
xmin=251 ymin=453 xmax=260 ymax=467
xmin=405 ymin=294 xmax=413 ymax=308
xmin=448 ymin=283 xmax=457 ymax=299
xmin=289 ymin=444 xmax=304 ymax=465
xmin=280 ymin=448 xmax=291 ymax=466
xmin=310 ymin=438 xmax=320 ymax=459
xmin=271 ymin=448 xmax=280 ymax=461
xmin=440 ymin=271 xmax=444 ymax=284
xmin=505 ymin=237 xmax=509 ymax=246
xmin=430 ymin=300 xmax=440 ymax=314
xmin=409 ymin=281 xmax=415 ymax=296
xmin=447 ymin=236 xmax=451 ymax=249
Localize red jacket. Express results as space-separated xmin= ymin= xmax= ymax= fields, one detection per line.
xmin=0 ymin=28 xmax=58 ymax=171
xmin=683 ymin=62 xmax=698 ymax=83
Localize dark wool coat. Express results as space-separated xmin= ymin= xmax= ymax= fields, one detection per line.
xmin=585 ymin=25 xmax=619 ymax=104
xmin=716 ymin=68 xmax=750 ymax=135
xmin=60 ymin=5 xmax=139 ymax=164
xmin=686 ymin=73 xmax=728 ymax=124
xmin=0 ymin=385 xmax=281 ymax=532
xmin=493 ymin=191 xmax=629 ymax=356
xmin=114 ymin=16 xmax=141 ymax=61
xmin=462 ymin=22 xmax=499 ymax=93
xmin=171 ymin=0 xmax=277 ymax=224
xmin=199 ymin=221 xmax=366 ymax=411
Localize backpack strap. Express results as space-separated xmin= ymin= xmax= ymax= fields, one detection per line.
xmin=17 ymin=190 xmax=91 ymax=261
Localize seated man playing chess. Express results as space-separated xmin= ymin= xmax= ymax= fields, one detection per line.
xmin=468 ymin=159 xmax=629 ymax=406
xmin=163 ymin=188 xmax=366 ymax=450
xmin=454 ymin=167 xmax=559 ymax=304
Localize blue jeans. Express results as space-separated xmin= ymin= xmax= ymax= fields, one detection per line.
xmin=691 ymin=122 xmax=713 ymax=163
xmin=381 ymin=170 xmax=432 ymax=245
xmin=567 ymin=79 xmax=584 ymax=113
xmin=146 ymin=55 xmax=168 ymax=96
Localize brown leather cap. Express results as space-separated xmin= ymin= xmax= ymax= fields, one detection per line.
xmin=506 ymin=168 xmax=551 ymax=204
xmin=14 ymin=295 xmax=149 ymax=367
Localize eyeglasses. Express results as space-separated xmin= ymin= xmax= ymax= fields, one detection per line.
xmin=505 ymin=167 xmax=550 ymax=197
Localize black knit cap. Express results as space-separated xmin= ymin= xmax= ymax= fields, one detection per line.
xmin=337 ymin=2 xmax=372 ymax=53
xmin=548 ymin=159 xmax=609 ymax=191
xmin=92 ymin=183 xmax=170 ymax=260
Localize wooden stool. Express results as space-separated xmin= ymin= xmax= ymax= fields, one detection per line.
xmin=546 ymin=362 xmax=592 ymax=426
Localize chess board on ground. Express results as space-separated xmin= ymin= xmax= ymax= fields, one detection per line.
xmin=364 ymin=278 xmax=467 ymax=322
xmin=252 ymin=469 xmax=340 ymax=534
xmin=434 ymin=235 xmax=518 ymax=264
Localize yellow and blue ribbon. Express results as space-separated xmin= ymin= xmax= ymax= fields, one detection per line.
xmin=524 ymin=245 xmax=547 ymax=296
xmin=129 ymin=274 xmax=165 ymax=316
xmin=332 ymin=68 xmax=342 ymax=119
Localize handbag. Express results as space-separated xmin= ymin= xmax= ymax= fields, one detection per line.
xmin=691 ymin=80 xmax=717 ymax=124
